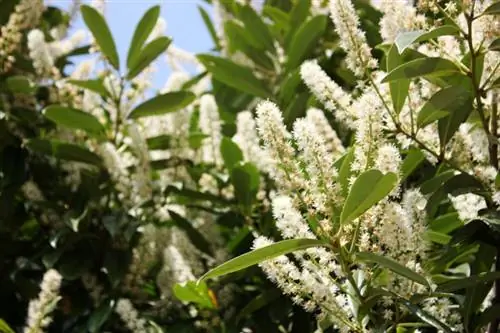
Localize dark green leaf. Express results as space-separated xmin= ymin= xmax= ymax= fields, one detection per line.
xmin=6 ymin=75 xmax=35 ymax=94
xmin=25 ymin=139 xmax=102 ymax=165
xmin=382 ymin=57 xmax=461 ymax=83
xmin=357 ymin=252 xmax=429 ymax=286
xmin=127 ymin=91 xmax=195 ymax=119
xmin=387 ymin=44 xmax=409 ymax=114
xmin=43 ymin=105 xmax=105 ymax=137
xmin=417 ymin=85 xmax=470 ymax=128
xmin=231 ymin=162 xmax=260 ymax=212
xmin=476 ymin=304 xmax=500 ymax=331
xmin=199 ymin=238 xmax=330 ymax=281
xmin=341 ymin=170 xmax=398 ymax=224
xmin=395 ymin=26 xmax=459 ymax=54
xmin=173 ymin=281 xmax=216 ymax=309
xmin=67 ymin=79 xmax=110 ymax=98
xmin=127 ymin=36 xmax=172 ymax=80
xmin=198 ymin=5 xmax=220 ymax=49
xmin=197 ymin=54 xmax=270 ymax=98
xmin=81 ymin=5 xmax=119 ymax=70
xmin=437 ymin=271 xmax=500 ymax=292
xmin=236 ymin=289 xmax=281 ymax=323
xmin=239 ymin=5 xmax=275 ymax=52
xmin=220 ymin=137 xmax=243 ymax=171
xmin=483 ymin=1 xmax=500 ymax=15
xmin=87 ymin=299 xmax=114 ymax=333
xmin=396 ymin=297 xmax=454 ymax=332
xmin=168 ymin=210 xmax=213 ymax=256
xmin=127 ymin=5 xmax=161 ymax=68
xmin=489 ymin=38 xmax=500 ymax=52
xmin=287 ymin=15 xmax=327 ymax=69
xmin=401 ymin=148 xmax=425 ymax=181
xmin=147 ymin=135 xmax=171 ymax=150
xmin=430 ymin=213 xmax=463 ymax=234
xmin=423 ymin=230 xmax=451 ymax=244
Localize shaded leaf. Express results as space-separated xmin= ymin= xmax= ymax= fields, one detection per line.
xmin=6 ymin=75 xmax=35 ymax=94
xmin=87 ymin=299 xmax=114 ymax=333
xmin=127 ymin=91 xmax=195 ymax=119
xmin=387 ymin=44 xmax=409 ymax=114
xmin=25 ymin=139 xmax=102 ymax=165
xmin=395 ymin=26 xmax=459 ymax=54
xmin=127 ymin=5 xmax=161 ymax=68
xmin=239 ymin=5 xmax=275 ymax=52
xmin=127 ymin=36 xmax=171 ymax=80
xmin=67 ymin=79 xmax=110 ymax=98
xmin=43 ymin=105 xmax=105 ymax=137
xmin=401 ymin=148 xmax=425 ymax=181
xmin=236 ymin=289 xmax=281 ymax=323
xmin=286 ymin=15 xmax=327 ymax=69
xmin=483 ymin=1 xmax=500 ymax=15
xmin=437 ymin=271 xmax=500 ymax=292
xmin=382 ymin=57 xmax=461 ymax=83
xmin=220 ymin=137 xmax=243 ymax=171
xmin=168 ymin=210 xmax=213 ymax=256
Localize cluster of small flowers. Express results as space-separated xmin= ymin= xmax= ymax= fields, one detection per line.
xmin=0 ymin=0 xmax=44 ymax=72
xmin=115 ymin=299 xmax=149 ymax=333
xmin=24 ymin=269 xmax=62 ymax=333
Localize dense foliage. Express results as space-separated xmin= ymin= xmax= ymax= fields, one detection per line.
xmin=0 ymin=0 xmax=499 ymax=332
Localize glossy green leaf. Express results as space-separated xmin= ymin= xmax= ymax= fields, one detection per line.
xmin=199 ymin=238 xmax=330 ymax=282
xmin=341 ymin=170 xmax=398 ymax=225
xmin=87 ymin=299 xmax=114 ymax=333
xmin=395 ymin=26 xmax=459 ymax=54
xmin=357 ymin=252 xmax=429 ymax=286
xmin=483 ymin=1 xmax=500 ymax=15
xmin=81 ymin=5 xmax=119 ymax=69
xmin=6 ymin=75 xmax=35 ymax=94
xmin=437 ymin=271 xmax=500 ymax=292
xmin=417 ymin=85 xmax=467 ymax=128
xmin=127 ymin=36 xmax=171 ymax=80
xmin=420 ymin=169 xmax=455 ymax=194
xmin=437 ymin=84 xmax=474 ymax=147
xmin=0 ymin=319 xmax=15 ymax=333
xmin=198 ymin=5 xmax=220 ymax=49
xmin=220 ymin=137 xmax=243 ymax=171
xmin=197 ymin=54 xmax=270 ymax=98
xmin=173 ymin=281 xmax=216 ymax=309
xmin=401 ymin=148 xmax=425 ymax=181
xmin=127 ymin=91 xmax=195 ymax=119
xmin=381 ymin=57 xmax=461 ymax=83
xmin=239 ymin=5 xmax=275 ymax=52
xmin=287 ymin=15 xmax=327 ymax=69
xmin=67 ymin=79 xmax=110 ymax=98
xmin=25 ymin=139 xmax=102 ymax=166
xmin=168 ymin=210 xmax=213 ymax=256
xmin=43 ymin=105 xmax=105 ymax=137
xmin=387 ymin=44 xmax=409 ymax=114
xmin=127 ymin=5 xmax=160 ymax=68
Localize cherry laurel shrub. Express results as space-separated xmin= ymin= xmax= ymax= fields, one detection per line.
xmin=0 ymin=0 xmax=499 ymax=332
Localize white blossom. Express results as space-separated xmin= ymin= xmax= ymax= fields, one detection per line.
xmin=449 ymin=193 xmax=487 ymax=221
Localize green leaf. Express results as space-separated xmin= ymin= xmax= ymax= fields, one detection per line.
xmin=417 ymin=85 xmax=468 ymax=128
xmin=341 ymin=170 xmax=398 ymax=225
xmin=483 ymin=1 xmax=500 ymax=15
xmin=220 ymin=137 xmax=243 ymax=171
xmin=199 ymin=238 xmax=330 ymax=282
xmin=357 ymin=252 xmax=429 ymax=286
xmin=6 ymin=75 xmax=35 ymax=94
xmin=43 ymin=105 xmax=105 ymax=137
xmin=188 ymin=132 xmax=208 ymax=150
xmin=337 ymin=148 xmax=355 ymax=197
xmin=489 ymin=38 xmax=500 ymax=52
xmin=395 ymin=26 xmax=459 ymax=54
xmin=396 ymin=297 xmax=454 ymax=332
xmin=197 ymin=54 xmax=270 ymax=98
xmin=198 ymin=5 xmax=220 ymax=49
xmin=87 ymin=299 xmax=114 ymax=333
xmin=127 ymin=91 xmax=195 ymax=119
xmin=127 ymin=36 xmax=171 ymax=80
xmin=401 ymin=148 xmax=425 ymax=181
xmin=430 ymin=212 xmax=463 ymax=234
xmin=239 ymin=5 xmax=275 ymax=52
xmin=127 ymin=5 xmax=160 ymax=68
xmin=236 ymin=289 xmax=281 ymax=323
xmin=81 ymin=5 xmax=119 ymax=70
xmin=146 ymin=134 xmax=171 ymax=150
xmin=381 ymin=57 xmax=461 ymax=83
xmin=387 ymin=44 xmax=409 ymax=114
xmin=436 ymin=271 xmax=500 ymax=292
xmin=231 ymin=162 xmax=260 ymax=212
xmin=66 ymin=79 xmax=110 ymax=98
xmin=287 ymin=15 xmax=327 ymax=69
xmin=168 ymin=210 xmax=213 ymax=256
xmin=476 ymin=304 xmax=500 ymax=331
xmin=437 ymin=84 xmax=474 ymax=148
xmin=174 ymin=281 xmax=216 ymax=309
xmin=25 ymin=139 xmax=102 ymax=166
xmin=423 ymin=230 xmax=451 ymax=245
xmin=0 ymin=319 xmax=15 ymax=333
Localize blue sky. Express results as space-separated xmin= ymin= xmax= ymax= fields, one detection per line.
xmin=53 ymin=0 xmax=214 ymax=89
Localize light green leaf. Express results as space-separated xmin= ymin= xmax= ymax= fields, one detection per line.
xmin=340 ymin=170 xmax=398 ymax=225
xmin=381 ymin=57 xmax=461 ymax=83
xmin=436 ymin=271 xmax=500 ymax=292
xmin=197 ymin=54 xmax=270 ymax=98
xmin=146 ymin=134 xmax=171 ymax=150
xmin=199 ymin=238 xmax=330 ymax=281
xmin=81 ymin=5 xmax=119 ymax=70
xmin=357 ymin=252 xmax=429 ymax=286
xmin=387 ymin=44 xmax=409 ymax=114
xmin=401 ymin=148 xmax=425 ymax=181
xmin=239 ymin=5 xmax=275 ymax=52
xmin=127 ymin=36 xmax=171 ymax=80
xmin=173 ymin=281 xmax=216 ymax=309
xmin=6 ymin=75 xmax=35 ymax=94
xmin=25 ymin=139 xmax=102 ymax=166
xmin=67 ymin=79 xmax=110 ymax=98
xmin=127 ymin=91 xmax=195 ymax=119
xmin=483 ymin=1 xmax=500 ymax=15
xmin=220 ymin=137 xmax=243 ymax=171
xmin=127 ymin=5 xmax=160 ymax=68
xmin=395 ymin=26 xmax=459 ymax=54
xmin=43 ymin=105 xmax=105 ymax=137
xmin=423 ymin=230 xmax=451 ymax=245
xmin=287 ymin=15 xmax=327 ymax=69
